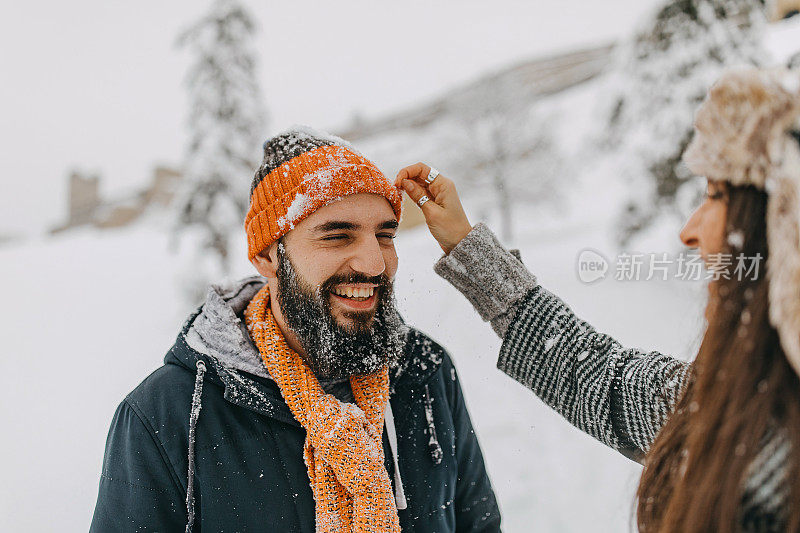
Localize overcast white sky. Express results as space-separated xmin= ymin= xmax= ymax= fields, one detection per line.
xmin=1 ymin=0 xmax=661 ymax=236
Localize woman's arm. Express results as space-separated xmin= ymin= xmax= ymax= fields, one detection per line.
xmin=394 ymin=164 xmax=691 ymax=461
xmin=434 ymin=222 xmax=690 ymax=461
xmin=434 ymin=223 xmax=536 ymax=337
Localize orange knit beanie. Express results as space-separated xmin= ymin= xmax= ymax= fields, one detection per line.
xmin=245 ymin=126 xmax=403 ymax=260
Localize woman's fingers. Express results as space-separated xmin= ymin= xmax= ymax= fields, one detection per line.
xmin=401 ymin=178 xmax=441 ymax=217
xmin=394 ymin=162 xmax=430 ymax=187
xmin=396 ymin=163 xmax=450 ymax=201
xmin=396 ymin=163 xmax=446 ymax=197
xmin=396 ymin=163 xmax=473 ymax=254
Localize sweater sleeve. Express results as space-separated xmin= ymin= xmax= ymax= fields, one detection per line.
xmin=499 ymin=286 xmax=691 ymax=459
xmin=90 ymin=400 xmax=187 ymax=532
xmin=433 ymin=223 xmax=536 ymax=337
xmin=434 ymin=223 xmax=691 ymax=460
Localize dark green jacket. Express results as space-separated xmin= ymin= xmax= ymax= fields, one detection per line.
xmin=90 ymin=278 xmax=500 ymax=532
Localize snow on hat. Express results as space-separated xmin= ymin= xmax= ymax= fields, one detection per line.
xmin=683 ymin=66 xmax=800 ymax=376
xmin=245 ymin=126 xmax=403 ymax=260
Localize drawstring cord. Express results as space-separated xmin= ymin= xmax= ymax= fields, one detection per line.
xmin=384 ymin=401 xmax=408 ymax=510
xmin=423 ymin=384 xmax=443 ymax=465
xmin=186 ymin=359 xmax=206 ymax=533
xmin=384 ymin=386 xmax=442 ymax=510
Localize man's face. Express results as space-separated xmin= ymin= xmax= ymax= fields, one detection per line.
xmin=279 ymin=193 xmax=400 ymax=329
xmin=266 ymin=193 xmax=406 ymax=379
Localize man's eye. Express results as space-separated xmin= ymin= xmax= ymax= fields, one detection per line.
xmin=378 ymin=233 xmax=396 ymax=240
xmin=321 ymin=234 xmax=348 ymax=241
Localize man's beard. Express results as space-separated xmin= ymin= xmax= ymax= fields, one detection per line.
xmin=275 ymin=244 xmax=407 ymax=380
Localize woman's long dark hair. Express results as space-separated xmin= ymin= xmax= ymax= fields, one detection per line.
xmin=637 ymin=184 xmax=800 ymax=532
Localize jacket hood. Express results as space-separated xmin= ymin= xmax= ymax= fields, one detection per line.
xmin=183 ymin=275 xmax=272 ymax=380
xmin=165 ymin=276 xmax=300 ymax=428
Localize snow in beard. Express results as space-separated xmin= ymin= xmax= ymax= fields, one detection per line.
xmin=275 ymin=241 xmax=408 ymax=380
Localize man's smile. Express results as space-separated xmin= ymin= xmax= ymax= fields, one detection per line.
xmin=330 ymin=284 xmax=378 ymax=310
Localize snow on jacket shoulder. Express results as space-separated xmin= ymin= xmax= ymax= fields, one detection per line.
xmin=89 ymin=277 xmax=501 ymax=533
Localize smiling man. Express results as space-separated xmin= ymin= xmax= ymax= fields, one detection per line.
xmin=90 ymin=127 xmax=500 ymax=533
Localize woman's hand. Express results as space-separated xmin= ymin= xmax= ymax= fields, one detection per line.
xmin=395 ymin=163 xmax=473 ymax=254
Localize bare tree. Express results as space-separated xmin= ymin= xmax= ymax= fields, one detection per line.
xmin=451 ymin=79 xmax=561 ymax=243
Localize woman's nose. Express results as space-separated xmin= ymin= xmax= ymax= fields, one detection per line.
xmin=680 ymin=207 xmax=701 ymax=249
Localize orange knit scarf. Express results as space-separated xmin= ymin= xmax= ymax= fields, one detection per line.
xmin=244 ymin=285 xmax=400 ymax=533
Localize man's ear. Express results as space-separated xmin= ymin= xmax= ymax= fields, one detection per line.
xmin=250 ymin=241 xmax=280 ymax=278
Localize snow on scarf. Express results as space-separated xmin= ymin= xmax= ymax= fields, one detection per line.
xmin=244 ymin=285 xmax=400 ymax=533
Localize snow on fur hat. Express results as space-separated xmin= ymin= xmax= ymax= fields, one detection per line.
xmin=683 ymin=66 xmax=800 ymax=376
xmin=245 ymin=126 xmax=403 ymax=260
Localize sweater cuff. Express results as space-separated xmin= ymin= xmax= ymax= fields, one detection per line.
xmin=433 ymin=223 xmax=538 ymax=324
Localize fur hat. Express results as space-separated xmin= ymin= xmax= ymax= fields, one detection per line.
xmin=683 ymin=66 xmax=800 ymax=376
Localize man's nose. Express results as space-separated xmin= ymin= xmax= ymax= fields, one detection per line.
xmin=348 ymin=238 xmax=386 ymax=278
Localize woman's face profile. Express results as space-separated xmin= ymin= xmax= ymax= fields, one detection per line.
xmin=679 ymin=179 xmax=728 ymax=262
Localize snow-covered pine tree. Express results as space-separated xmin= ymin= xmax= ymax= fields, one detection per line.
xmin=174 ymin=0 xmax=267 ymax=296
xmin=604 ymin=0 xmax=767 ymax=244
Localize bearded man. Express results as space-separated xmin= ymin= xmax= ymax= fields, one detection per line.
xmin=89 ymin=127 xmax=501 ymax=532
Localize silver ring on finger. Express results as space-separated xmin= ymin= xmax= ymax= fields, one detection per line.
xmin=417 ymin=195 xmax=430 ymax=208
xmin=425 ymin=167 xmax=440 ymax=185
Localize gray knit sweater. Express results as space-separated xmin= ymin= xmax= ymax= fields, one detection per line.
xmin=434 ymin=223 xmax=790 ymax=532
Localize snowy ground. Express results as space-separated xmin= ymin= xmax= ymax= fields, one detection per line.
xmin=0 ymin=201 xmax=705 ymax=532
